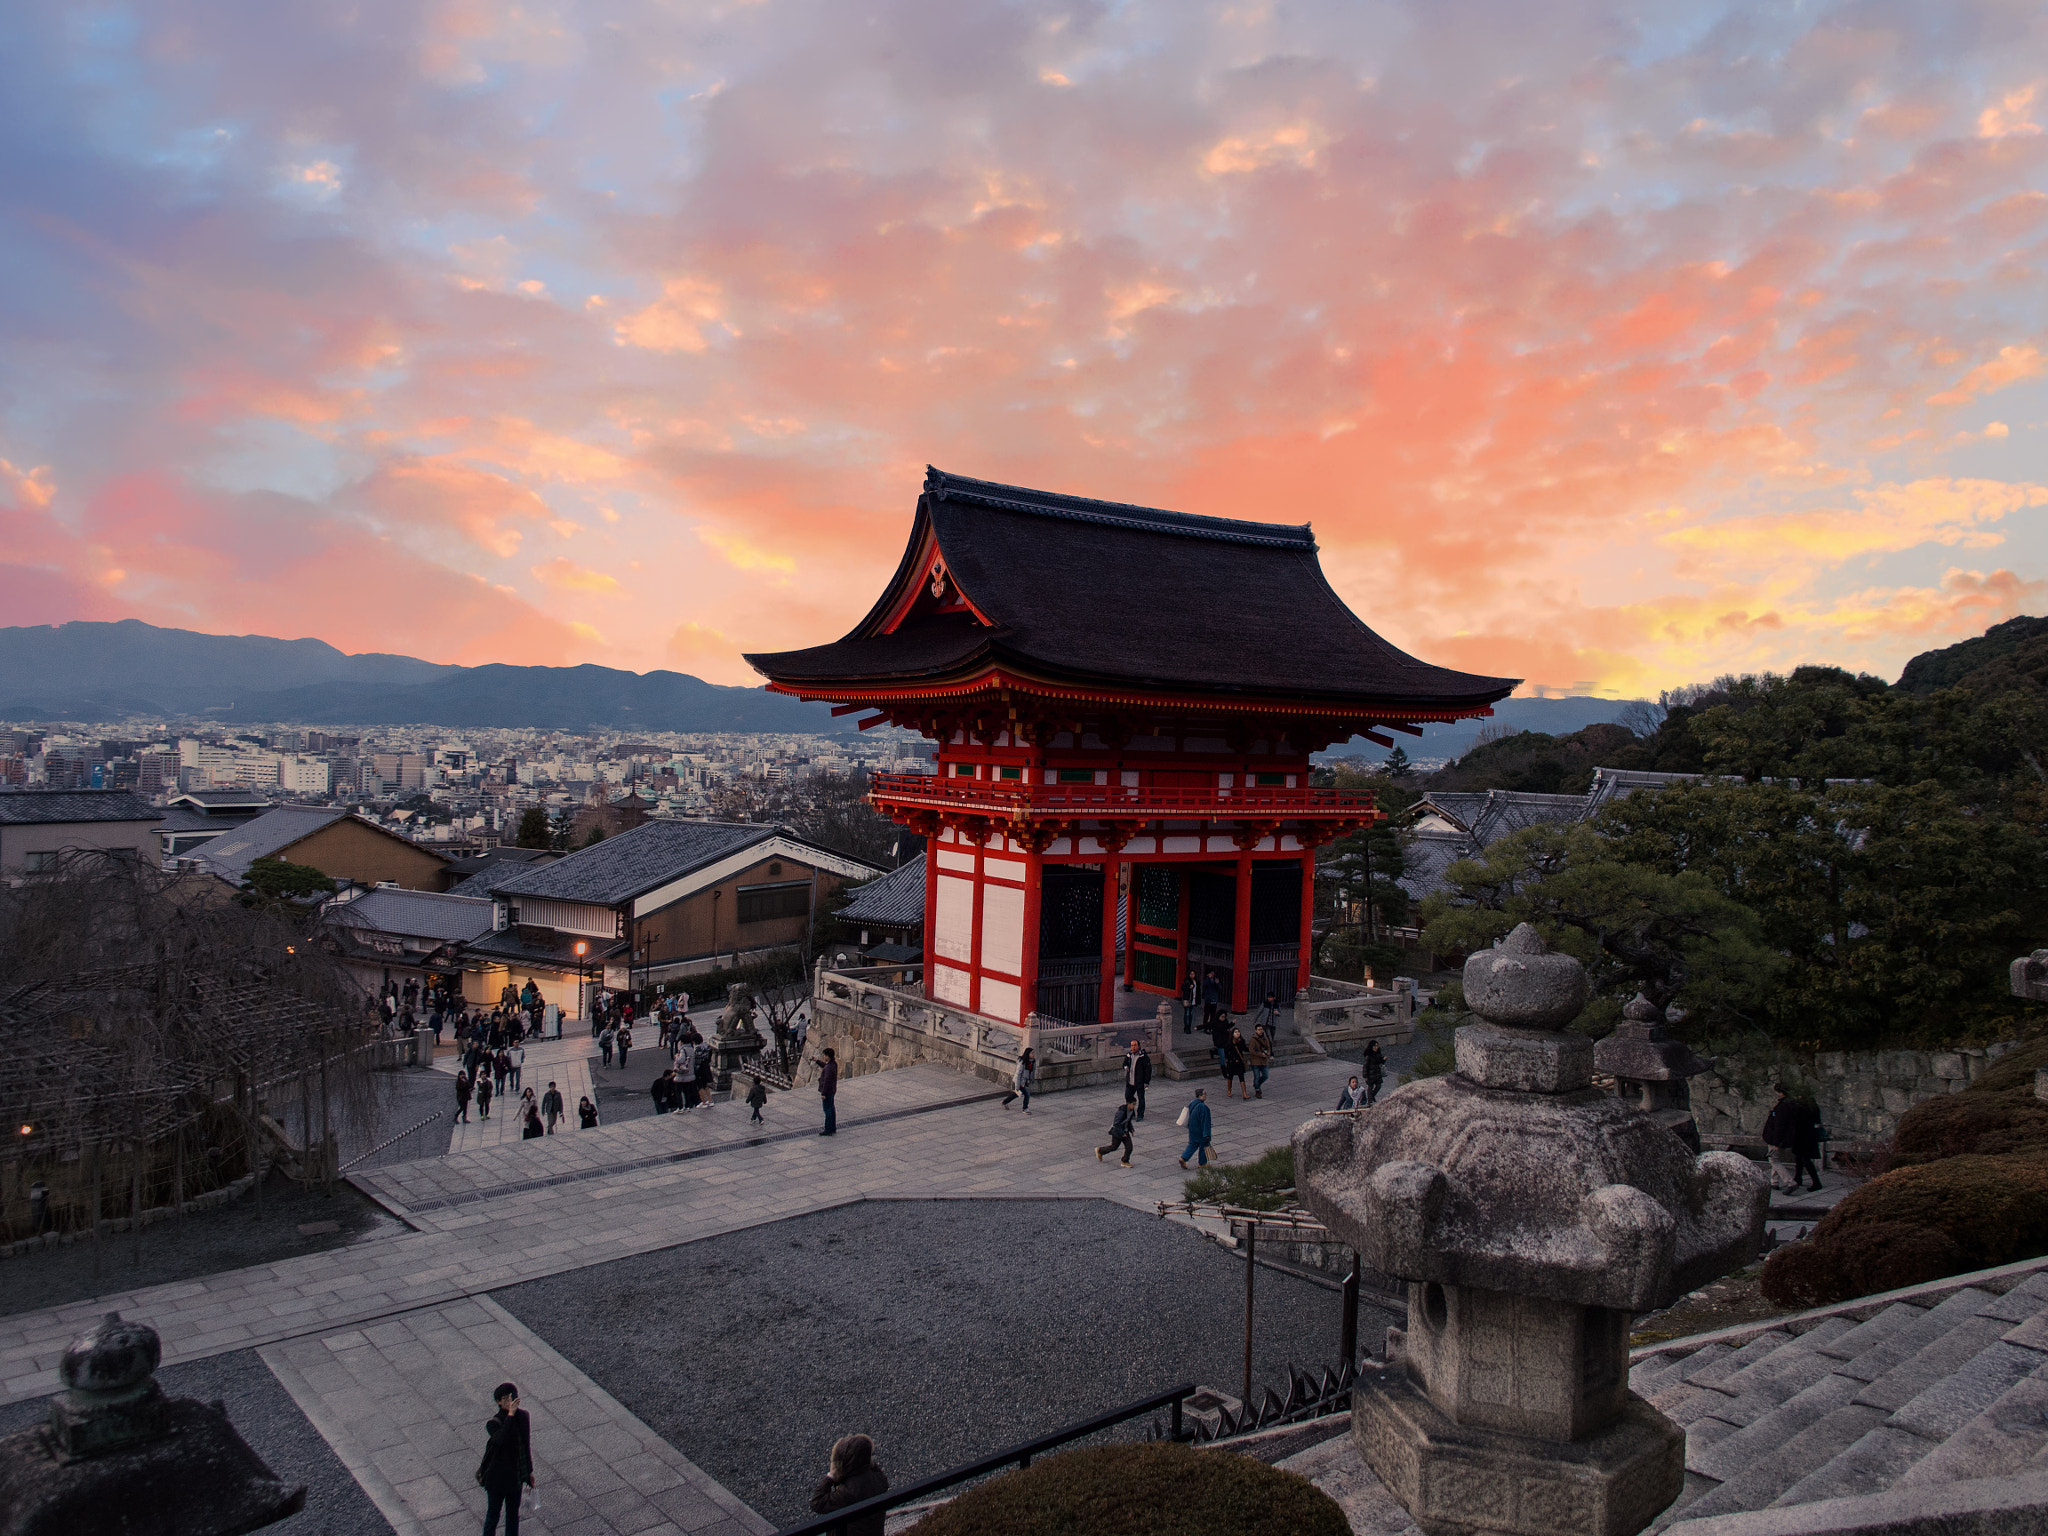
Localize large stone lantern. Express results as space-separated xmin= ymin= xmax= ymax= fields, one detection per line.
xmin=1294 ymin=926 xmax=1767 ymax=1536
xmin=1594 ymin=994 xmax=1714 ymax=1151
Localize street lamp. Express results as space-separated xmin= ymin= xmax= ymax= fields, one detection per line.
xmin=575 ymin=941 xmax=588 ymax=1036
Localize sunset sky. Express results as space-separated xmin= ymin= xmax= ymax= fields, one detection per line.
xmin=2 ymin=1 xmax=2045 ymax=698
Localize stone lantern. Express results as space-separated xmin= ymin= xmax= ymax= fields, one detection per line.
xmin=0 ymin=1312 xmax=304 ymax=1536
xmin=1295 ymin=925 xmax=1767 ymax=1536
xmin=1593 ymin=994 xmax=1714 ymax=1151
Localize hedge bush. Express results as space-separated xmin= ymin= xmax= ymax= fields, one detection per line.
xmin=1762 ymin=1154 xmax=2048 ymax=1306
xmin=904 ymin=1442 xmax=1348 ymax=1536
xmin=1890 ymin=1038 xmax=2048 ymax=1166
xmin=1760 ymin=1221 xmax=1964 ymax=1309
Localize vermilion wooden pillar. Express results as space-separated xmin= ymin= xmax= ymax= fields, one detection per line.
xmin=1298 ymin=849 xmax=1317 ymax=996
xmin=1098 ymin=857 xmax=1119 ymax=1024
xmin=923 ymin=835 xmax=942 ymax=999
xmin=1231 ymin=849 xmax=1254 ymax=1014
xmin=1020 ymin=849 xmax=1043 ymax=1021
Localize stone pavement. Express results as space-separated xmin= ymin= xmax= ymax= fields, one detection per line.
xmin=262 ymin=1295 xmax=769 ymax=1536
xmin=0 ymin=1053 xmax=1363 ymax=1533
xmin=433 ymin=1035 xmax=598 ymax=1155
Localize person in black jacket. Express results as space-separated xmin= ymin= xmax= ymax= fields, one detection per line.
xmin=1363 ymin=1040 xmax=1387 ymax=1105
xmin=1097 ymin=1092 xmax=1138 ymax=1166
xmin=477 ymin=1382 xmax=534 ymax=1536
xmin=810 ymin=1433 xmax=888 ymax=1536
xmin=1123 ymin=1040 xmax=1152 ymax=1121
xmin=1761 ymin=1083 xmax=1824 ymax=1192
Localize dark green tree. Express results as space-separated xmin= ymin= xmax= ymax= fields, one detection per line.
xmin=241 ymin=856 xmax=337 ymax=903
xmin=514 ymin=807 xmax=552 ymax=849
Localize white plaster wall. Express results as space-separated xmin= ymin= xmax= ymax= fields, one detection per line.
xmin=981 ymin=883 xmax=1025 ymax=977
xmin=934 ymin=875 xmax=975 ymax=962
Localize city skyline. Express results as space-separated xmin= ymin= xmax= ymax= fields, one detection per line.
xmin=2 ymin=2 xmax=2046 ymax=698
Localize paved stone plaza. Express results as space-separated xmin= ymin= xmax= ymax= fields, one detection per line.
xmin=0 ymin=1049 xmax=1372 ymax=1535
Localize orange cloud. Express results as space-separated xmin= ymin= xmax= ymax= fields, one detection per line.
xmin=1928 ymin=345 xmax=2047 ymax=405
xmin=531 ymin=556 xmax=621 ymax=592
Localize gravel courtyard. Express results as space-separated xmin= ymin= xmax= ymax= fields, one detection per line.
xmin=495 ymin=1196 xmax=1397 ymax=1527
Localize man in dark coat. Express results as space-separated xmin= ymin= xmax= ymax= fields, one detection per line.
xmin=1122 ymin=1039 xmax=1152 ymax=1121
xmin=1363 ymin=1040 xmax=1387 ymax=1105
xmin=810 ymin=1433 xmax=888 ymax=1536
xmin=818 ymin=1047 xmax=839 ymax=1136
xmin=1762 ymin=1083 xmax=1823 ymax=1192
xmin=477 ymin=1382 xmax=534 ymax=1536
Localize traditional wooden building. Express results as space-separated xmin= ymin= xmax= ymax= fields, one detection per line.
xmin=746 ymin=468 xmax=1515 ymax=1025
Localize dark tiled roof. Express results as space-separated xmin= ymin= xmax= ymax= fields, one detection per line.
xmin=465 ymin=927 xmax=626 ymax=969
xmin=0 ymin=789 xmax=161 ymax=826
xmin=442 ymin=846 xmax=558 ymax=878
xmin=169 ymin=789 xmax=271 ymax=812
xmin=484 ymin=821 xmax=778 ymax=905
xmin=839 ymin=854 xmax=926 ymax=928
xmin=745 ymin=467 xmax=1517 ymax=713
xmin=861 ymin=940 xmax=922 ymax=964
xmin=189 ymin=805 xmax=348 ymax=878
xmin=324 ymin=888 xmax=498 ymax=943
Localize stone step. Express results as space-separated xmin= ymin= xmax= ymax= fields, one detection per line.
xmin=1809 ymin=1299 xmax=1930 ymax=1367
xmin=1673 ymin=1378 xmax=1887 ymax=1524
xmin=1679 ymin=1319 xmax=1860 ymax=1437
xmin=1768 ymin=1423 xmax=1940 ymax=1507
xmin=1894 ymin=1355 xmax=2048 ymax=1489
xmin=1633 ymin=1342 xmax=1729 ymax=1398
xmin=1833 ymin=1288 xmax=2000 ymax=1385
xmin=1855 ymin=1312 xmax=2028 ymax=1413
xmin=1886 ymin=1340 xmax=2048 ymax=1449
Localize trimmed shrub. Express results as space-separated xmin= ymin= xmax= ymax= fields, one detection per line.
xmin=1960 ymin=1038 xmax=2048 ymax=1096
xmin=1889 ymin=1091 xmax=2048 ymax=1165
xmin=905 ymin=1442 xmax=1348 ymax=1536
xmin=1761 ymin=1154 xmax=2048 ymax=1305
xmin=1761 ymin=1221 xmax=1964 ymax=1309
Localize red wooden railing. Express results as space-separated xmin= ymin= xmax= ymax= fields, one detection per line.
xmin=867 ymin=772 xmax=1378 ymax=819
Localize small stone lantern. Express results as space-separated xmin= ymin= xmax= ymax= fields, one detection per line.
xmin=1594 ymin=994 xmax=1714 ymax=1151
xmin=1295 ymin=926 xmax=1767 ymax=1536
xmin=0 ymin=1312 xmax=304 ymax=1536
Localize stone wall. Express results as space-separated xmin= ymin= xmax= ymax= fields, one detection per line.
xmin=1689 ymin=1041 xmax=2020 ymax=1145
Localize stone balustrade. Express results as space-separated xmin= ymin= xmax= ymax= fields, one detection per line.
xmin=1294 ymin=974 xmax=1416 ymax=1045
xmin=804 ymin=964 xmax=1161 ymax=1091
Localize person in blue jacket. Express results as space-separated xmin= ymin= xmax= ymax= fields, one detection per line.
xmin=1177 ymin=1087 xmax=1213 ymax=1169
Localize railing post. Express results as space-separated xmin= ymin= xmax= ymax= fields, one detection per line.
xmin=1342 ymin=1252 xmax=1361 ymax=1367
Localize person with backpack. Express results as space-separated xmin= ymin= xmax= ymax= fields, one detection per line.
xmin=1096 ymin=1092 xmax=1138 ymax=1167
xmin=1177 ymin=1087 xmax=1214 ymax=1169
xmin=1000 ymin=1048 xmax=1035 ymax=1113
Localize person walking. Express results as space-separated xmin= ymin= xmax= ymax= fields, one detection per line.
xmin=1096 ymin=1092 xmax=1138 ymax=1167
xmin=577 ymin=1094 xmax=599 ymax=1129
xmin=508 ymin=1043 xmax=524 ymax=1095
xmin=1792 ymin=1096 xmax=1825 ymax=1191
xmin=492 ymin=1048 xmax=509 ymax=1100
xmin=1122 ymin=1039 xmax=1152 ymax=1121
xmin=521 ymin=1102 xmax=545 ymax=1140
xmin=475 ymin=1072 xmax=493 ymax=1122
xmin=818 ymin=1047 xmax=839 ymax=1136
xmin=1000 ymin=1048 xmax=1035 ymax=1113
xmin=1247 ymin=1021 xmax=1272 ymax=1100
xmin=616 ymin=1022 xmax=633 ymax=1071
xmin=1762 ymin=1083 xmax=1801 ymax=1192
xmin=691 ymin=1037 xmax=714 ymax=1107
xmin=1221 ymin=1028 xmax=1248 ymax=1100
xmin=1363 ymin=1039 xmax=1386 ymax=1105
xmin=1202 ymin=969 xmax=1222 ymax=1029
xmin=745 ymin=1072 xmax=768 ymax=1123
xmin=599 ymin=1023 xmax=616 ymax=1070
xmin=476 ymin=1382 xmax=535 ymax=1536
xmin=1177 ymin=1087 xmax=1214 ymax=1169
xmin=540 ymin=1081 xmax=564 ymax=1134
xmin=809 ymin=1434 xmax=888 ymax=1536
xmin=1336 ymin=1075 xmax=1366 ymax=1111
xmin=1182 ymin=969 xmax=1198 ymax=1035
xmin=455 ymin=1069 xmax=472 ymax=1125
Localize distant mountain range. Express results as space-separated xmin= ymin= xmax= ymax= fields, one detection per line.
xmin=1331 ymin=696 xmax=1640 ymax=765
xmin=0 ymin=620 xmax=837 ymax=732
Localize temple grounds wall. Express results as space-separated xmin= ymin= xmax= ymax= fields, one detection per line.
xmin=1689 ymin=1041 xmax=2020 ymax=1146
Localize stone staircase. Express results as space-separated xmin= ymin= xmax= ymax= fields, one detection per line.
xmin=1161 ymin=1028 xmax=1325 ymax=1081
xmin=1631 ymin=1259 xmax=2048 ymax=1530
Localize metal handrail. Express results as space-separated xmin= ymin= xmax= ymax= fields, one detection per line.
xmin=868 ymin=773 xmax=1379 ymax=820
xmin=771 ymin=1382 xmax=1197 ymax=1536
xmin=340 ymin=1110 xmax=445 ymax=1171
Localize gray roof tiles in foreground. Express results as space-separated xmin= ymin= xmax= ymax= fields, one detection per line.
xmin=188 ymin=804 xmax=349 ymax=878
xmin=0 ymin=789 xmax=162 ymax=825
xmin=324 ymin=888 xmax=498 ymax=944
xmin=482 ymin=820 xmax=781 ymax=905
